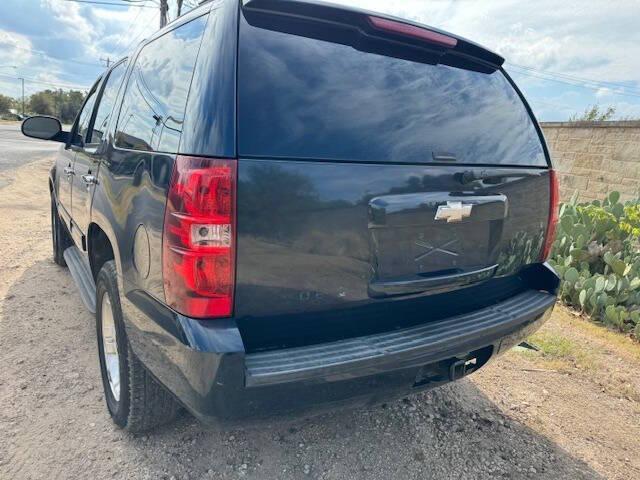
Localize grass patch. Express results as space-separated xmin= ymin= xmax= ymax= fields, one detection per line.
xmin=554 ymin=306 xmax=640 ymax=363
xmin=522 ymin=331 xmax=597 ymax=370
xmin=569 ymin=318 xmax=640 ymax=362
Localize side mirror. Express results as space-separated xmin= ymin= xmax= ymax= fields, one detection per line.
xmin=21 ymin=116 xmax=68 ymax=143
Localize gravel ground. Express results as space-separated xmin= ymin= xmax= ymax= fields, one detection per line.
xmin=1 ymin=157 xmax=639 ymax=480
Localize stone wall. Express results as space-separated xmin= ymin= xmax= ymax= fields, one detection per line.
xmin=540 ymin=121 xmax=640 ymax=202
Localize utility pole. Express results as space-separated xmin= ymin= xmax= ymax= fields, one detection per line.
xmin=20 ymin=77 xmax=24 ymax=116
xmin=160 ymin=0 xmax=168 ymax=28
xmin=100 ymin=56 xmax=112 ymax=68
xmin=0 ymin=66 xmax=23 ymax=116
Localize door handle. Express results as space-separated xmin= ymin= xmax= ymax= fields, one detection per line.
xmin=81 ymin=174 xmax=97 ymax=185
xmin=64 ymin=166 xmax=75 ymax=176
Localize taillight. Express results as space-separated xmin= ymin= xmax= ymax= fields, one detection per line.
xmin=368 ymin=16 xmax=458 ymax=48
xmin=162 ymin=155 xmax=236 ymax=318
xmin=540 ymin=169 xmax=560 ymax=261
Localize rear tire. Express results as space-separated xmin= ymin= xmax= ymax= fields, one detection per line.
xmin=96 ymin=260 xmax=179 ymax=433
xmin=51 ymin=197 xmax=69 ymax=267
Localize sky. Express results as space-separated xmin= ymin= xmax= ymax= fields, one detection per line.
xmin=1 ymin=0 xmax=640 ymax=121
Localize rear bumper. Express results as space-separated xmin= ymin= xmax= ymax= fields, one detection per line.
xmin=121 ymin=267 xmax=558 ymax=424
xmin=245 ymin=290 xmax=554 ymax=387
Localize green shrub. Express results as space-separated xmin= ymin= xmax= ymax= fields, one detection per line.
xmin=549 ymin=191 xmax=640 ymax=338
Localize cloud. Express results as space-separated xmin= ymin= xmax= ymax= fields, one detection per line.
xmin=615 ymin=101 xmax=640 ymax=119
xmin=333 ymin=0 xmax=640 ymax=119
xmin=0 ymin=0 xmax=161 ymax=96
xmin=0 ymin=30 xmax=33 ymax=67
xmin=40 ymin=0 xmax=157 ymax=60
xmin=0 ymin=30 xmax=34 ymax=97
xmin=335 ymin=0 xmax=640 ymax=82
xmin=1 ymin=0 xmax=639 ymax=120
xmin=42 ymin=0 xmax=96 ymax=45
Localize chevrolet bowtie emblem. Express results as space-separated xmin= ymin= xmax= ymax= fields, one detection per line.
xmin=434 ymin=201 xmax=473 ymax=223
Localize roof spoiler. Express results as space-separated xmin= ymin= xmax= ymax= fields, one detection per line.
xmin=241 ymin=0 xmax=505 ymax=73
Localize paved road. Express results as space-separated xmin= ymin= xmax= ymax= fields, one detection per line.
xmin=0 ymin=123 xmax=60 ymax=173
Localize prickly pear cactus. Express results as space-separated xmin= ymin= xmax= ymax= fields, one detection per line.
xmin=548 ymin=191 xmax=640 ymax=338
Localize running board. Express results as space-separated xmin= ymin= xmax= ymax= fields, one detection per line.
xmin=63 ymin=246 xmax=96 ymax=314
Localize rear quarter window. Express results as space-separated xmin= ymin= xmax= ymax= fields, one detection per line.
xmin=76 ymin=81 xmax=100 ymax=144
xmin=238 ymin=15 xmax=547 ymax=167
xmin=115 ymin=14 xmax=208 ymax=153
xmin=90 ymin=60 xmax=127 ymax=144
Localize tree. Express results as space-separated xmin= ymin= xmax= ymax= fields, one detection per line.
xmin=58 ymin=90 xmax=85 ymax=124
xmin=0 ymin=93 xmax=14 ymax=114
xmin=27 ymin=89 xmax=86 ymax=123
xmin=29 ymin=90 xmax=56 ymax=117
xmin=569 ymin=104 xmax=616 ymax=122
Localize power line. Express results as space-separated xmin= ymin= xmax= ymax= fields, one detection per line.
xmin=508 ymin=67 xmax=640 ymax=99
xmin=8 ymin=2 xmax=155 ymax=70
xmin=0 ymin=73 xmax=89 ymax=90
xmin=118 ymin=12 xmax=159 ymax=55
xmin=8 ymin=43 xmax=103 ymax=68
xmin=508 ymin=63 xmax=640 ymax=96
xmin=528 ymin=99 xmax=577 ymax=111
xmin=1 ymin=64 xmax=95 ymax=84
xmin=510 ymin=63 xmax=640 ymax=94
xmin=181 ymin=0 xmax=200 ymax=8
xmin=511 ymin=69 xmax=640 ymax=99
xmin=62 ymin=0 xmax=156 ymax=7
xmin=117 ymin=0 xmax=161 ymax=7
xmin=111 ymin=1 xmax=146 ymax=54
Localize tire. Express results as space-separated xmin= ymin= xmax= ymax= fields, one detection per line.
xmin=96 ymin=260 xmax=179 ymax=433
xmin=50 ymin=196 xmax=69 ymax=267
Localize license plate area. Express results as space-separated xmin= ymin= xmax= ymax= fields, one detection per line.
xmin=373 ymin=224 xmax=493 ymax=278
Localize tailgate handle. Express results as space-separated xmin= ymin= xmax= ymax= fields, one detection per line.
xmin=369 ymin=264 xmax=498 ymax=298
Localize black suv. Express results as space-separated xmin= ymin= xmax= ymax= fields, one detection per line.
xmin=22 ymin=0 xmax=559 ymax=432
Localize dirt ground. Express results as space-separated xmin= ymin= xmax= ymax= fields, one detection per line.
xmin=1 ymin=157 xmax=639 ymax=480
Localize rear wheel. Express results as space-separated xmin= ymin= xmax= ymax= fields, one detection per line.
xmin=96 ymin=261 xmax=179 ymax=433
xmin=50 ymin=196 xmax=69 ymax=267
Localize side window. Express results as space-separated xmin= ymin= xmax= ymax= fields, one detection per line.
xmin=115 ymin=15 xmax=207 ymax=153
xmin=75 ymin=81 xmax=100 ymax=145
xmin=89 ymin=60 xmax=128 ymax=144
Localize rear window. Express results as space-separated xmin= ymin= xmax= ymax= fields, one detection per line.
xmin=238 ymin=16 xmax=547 ymax=167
